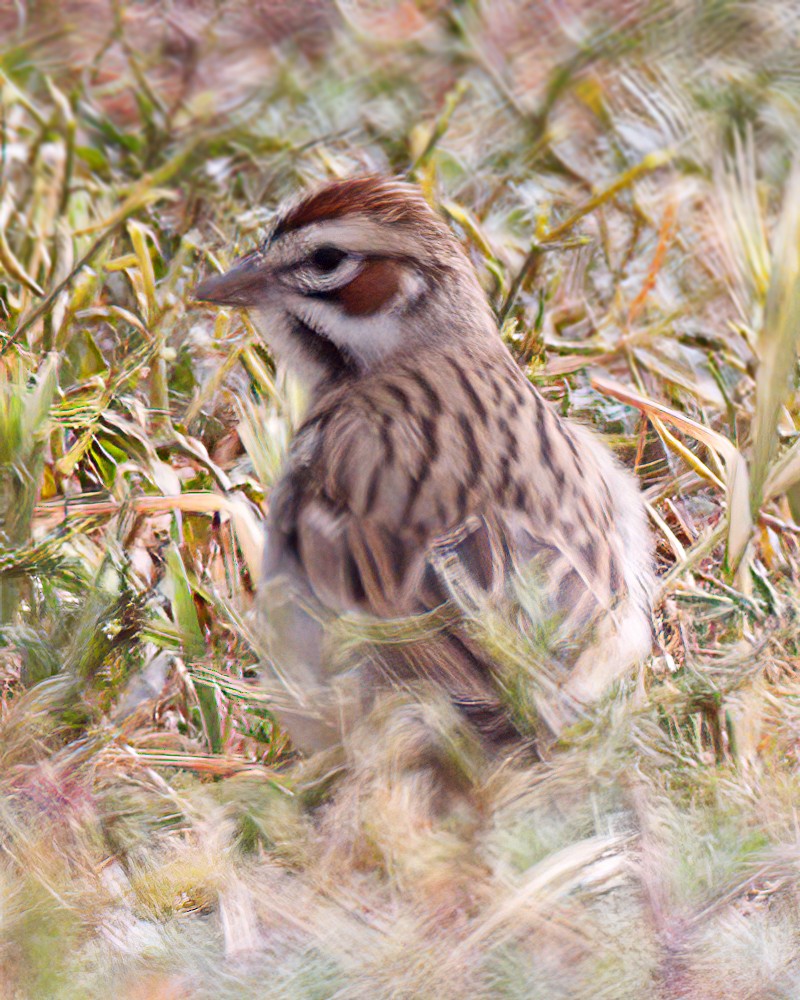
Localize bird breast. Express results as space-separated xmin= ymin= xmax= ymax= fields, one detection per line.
xmin=267 ymin=345 xmax=634 ymax=622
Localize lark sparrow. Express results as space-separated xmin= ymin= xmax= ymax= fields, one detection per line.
xmin=196 ymin=176 xmax=654 ymax=752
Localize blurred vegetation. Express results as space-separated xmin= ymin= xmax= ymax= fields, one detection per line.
xmin=2 ymin=0 xmax=800 ymax=996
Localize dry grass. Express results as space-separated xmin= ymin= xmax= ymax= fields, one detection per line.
xmin=3 ymin=1 xmax=800 ymax=997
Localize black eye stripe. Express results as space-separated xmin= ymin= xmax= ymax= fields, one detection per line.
xmin=310 ymin=245 xmax=347 ymax=272
xmin=273 ymin=250 xmax=419 ymax=277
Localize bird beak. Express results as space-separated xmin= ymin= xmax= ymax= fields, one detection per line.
xmin=194 ymin=249 xmax=268 ymax=307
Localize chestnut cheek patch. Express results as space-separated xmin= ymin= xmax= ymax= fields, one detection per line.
xmin=337 ymin=259 xmax=401 ymax=317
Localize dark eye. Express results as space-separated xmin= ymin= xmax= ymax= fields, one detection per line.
xmin=310 ymin=245 xmax=347 ymax=273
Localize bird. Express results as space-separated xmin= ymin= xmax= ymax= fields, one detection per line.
xmin=195 ymin=175 xmax=655 ymax=755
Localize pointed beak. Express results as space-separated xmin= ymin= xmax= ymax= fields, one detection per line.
xmin=194 ymin=249 xmax=269 ymax=307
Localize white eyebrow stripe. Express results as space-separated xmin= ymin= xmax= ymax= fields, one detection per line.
xmin=280 ymin=217 xmax=424 ymax=258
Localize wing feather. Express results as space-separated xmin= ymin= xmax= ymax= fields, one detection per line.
xmin=261 ymin=368 xmax=639 ymax=751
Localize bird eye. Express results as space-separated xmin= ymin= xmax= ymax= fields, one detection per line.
xmin=310 ymin=245 xmax=347 ymax=273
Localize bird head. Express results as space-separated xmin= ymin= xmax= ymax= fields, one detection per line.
xmin=195 ymin=176 xmax=494 ymax=391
